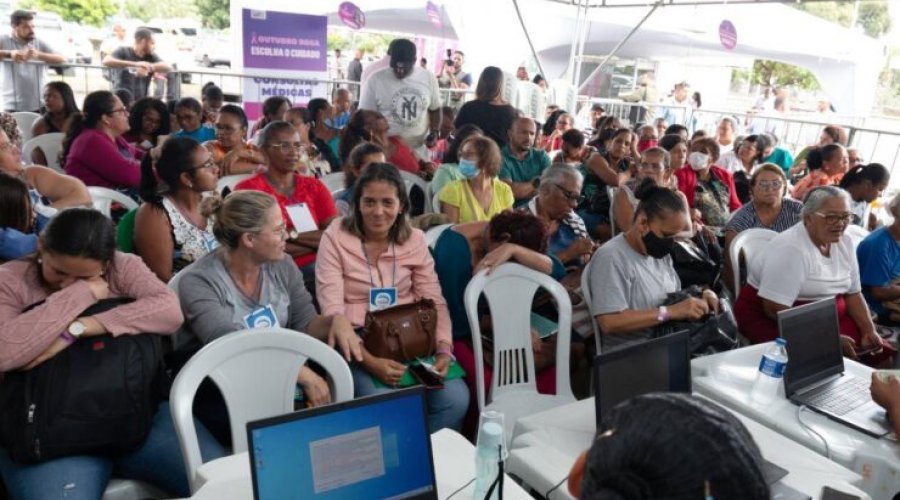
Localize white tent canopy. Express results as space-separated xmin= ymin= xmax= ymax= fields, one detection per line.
xmin=260 ymin=0 xmax=884 ymax=115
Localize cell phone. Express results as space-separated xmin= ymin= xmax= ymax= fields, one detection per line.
xmin=855 ymin=343 xmax=882 ymax=357
xmin=410 ymin=363 xmax=444 ymax=389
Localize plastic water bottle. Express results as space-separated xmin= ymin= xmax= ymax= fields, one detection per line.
xmin=750 ymin=338 xmax=788 ymax=406
xmin=473 ymin=416 xmax=504 ymax=500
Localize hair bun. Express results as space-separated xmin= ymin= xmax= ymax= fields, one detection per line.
xmin=200 ymin=194 xmax=224 ymax=219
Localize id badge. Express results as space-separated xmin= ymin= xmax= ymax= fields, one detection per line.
xmin=202 ymin=232 xmax=219 ymax=253
xmin=285 ymin=203 xmax=318 ymax=233
xmin=369 ymin=287 xmax=398 ymax=311
xmin=243 ymin=304 xmax=279 ymax=329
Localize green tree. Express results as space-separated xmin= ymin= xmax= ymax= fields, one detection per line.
xmin=20 ymin=0 xmax=117 ymax=26
xmin=792 ymin=1 xmax=891 ymax=38
xmin=124 ymin=0 xmax=198 ymax=22
xmin=751 ymin=60 xmax=820 ymax=90
xmin=195 ymin=0 xmax=229 ymax=29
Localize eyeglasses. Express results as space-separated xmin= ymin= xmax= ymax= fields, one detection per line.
xmin=755 ymin=180 xmax=783 ymax=191
xmin=268 ymin=142 xmax=304 ymax=153
xmin=108 ymin=107 xmax=128 ymax=116
xmin=215 ymin=124 xmax=241 ymax=132
xmin=188 ymin=157 xmax=217 ymax=172
xmin=814 ymin=212 xmax=856 ymax=226
xmin=553 ymin=184 xmax=585 ymax=205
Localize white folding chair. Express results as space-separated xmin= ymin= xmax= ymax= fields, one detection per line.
xmin=843 ymin=224 xmax=869 ymax=250
xmin=11 ymin=111 xmax=40 ymax=143
xmin=580 ymin=256 xmax=602 ymax=355
xmin=425 ymin=223 xmax=453 ymax=250
xmin=464 ymin=263 xmax=576 ymax=444
xmin=607 ymin=185 xmax=618 ymax=236
xmin=728 ymin=228 xmax=778 ymax=299
xmin=88 ymin=186 xmax=139 ymax=218
xmin=399 ymin=171 xmax=432 ymax=214
xmin=216 ymin=174 xmax=252 ymax=195
xmin=320 ymin=172 xmax=345 ymax=193
xmin=169 ymin=328 xmax=354 ymax=493
xmin=21 ymin=132 xmax=64 ymax=172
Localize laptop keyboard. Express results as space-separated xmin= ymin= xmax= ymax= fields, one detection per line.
xmin=802 ymin=376 xmax=869 ymax=416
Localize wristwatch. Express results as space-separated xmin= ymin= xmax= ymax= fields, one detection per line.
xmin=67 ymin=320 xmax=87 ymax=339
xmin=657 ymin=306 xmax=670 ymax=323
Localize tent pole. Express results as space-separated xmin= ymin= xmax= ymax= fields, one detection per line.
xmin=511 ymin=0 xmax=548 ymax=80
xmin=573 ymin=0 xmax=589 ymax=88
xmin=577 ymin=0 xmax=663 ymax=94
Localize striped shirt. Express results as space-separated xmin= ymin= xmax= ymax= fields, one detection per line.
xmin=725 ymin=198 xmax=803 ymax=234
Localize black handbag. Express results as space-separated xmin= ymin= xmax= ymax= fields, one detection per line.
xmin=669 ymin=233 xmax=723 ymax=292
xmin=655 ymin=286 xmax=739 ymax=357
xmin=0 ymin=298 xmax=166 ymax=463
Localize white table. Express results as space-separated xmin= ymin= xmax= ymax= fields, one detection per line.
xmin=507 ymin=398 xmax=870 ymax=500
xmin=691 ymin=342 xmax=900 ymax=499
xmin=178 ymin=428 xmax=532 ymax=499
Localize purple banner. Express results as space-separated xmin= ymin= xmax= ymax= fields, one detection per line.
xmin=719 ymin=20 xmax=737 ymax=51
xmin=339 ymin=2 xmax=365 ymax=30
xmin=242 ymin=9 xmax=327 ymax=71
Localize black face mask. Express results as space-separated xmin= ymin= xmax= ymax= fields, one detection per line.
xmin=642 ymin=230 xmax=675 ymax=259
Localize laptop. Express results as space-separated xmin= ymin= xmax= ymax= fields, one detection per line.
xmin=779 ymin=297 xmax=891 ymax=437
xmin=594 ymin=331 xmax=807 ymax=498
xmin=593 ymin=330 xmax=692 ymax=424
xmin=247 ymin=387 xmax=438 ymax=500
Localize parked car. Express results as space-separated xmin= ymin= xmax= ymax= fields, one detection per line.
xmin=193 ymin=32 xmax=231 ymax=68
xmin=32 ymin=12 xmax=93 ymax=74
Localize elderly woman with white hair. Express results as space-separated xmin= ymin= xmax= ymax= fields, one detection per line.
xmin=734 ymin=186 xmax=892 ymax=364
xmin=528 ymin=163 xmax=596 ymax=266
xmin=857 ymin=192 xmax=900 ymax=326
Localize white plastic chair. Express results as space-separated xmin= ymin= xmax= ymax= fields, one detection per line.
xmin=21 ymin=132 xmax=64 ymax=172
xmin=11 ymin=111 xmax=40 ymax=143
xmin=169 ymin=328 xmax=354 ymax=493
xmin=464 ymin=263 xmax=576 ymax=444
xmin=843 ymin=224 xmax=869 ymax=250
xmin=728 ymin=228 xmax=778 ymax=299
xmin=87 ymin=187 xmax=139 ymax=218
xmin=431 ymin=187 xmax=443 ymax=214
xmin=580 ymin=257 xmax=602 ymax=355
xmin=425 ymin=223 xmax=453 ymax=249
xmin=216 ymin=174 xmax=251 ymax=195
xmin=399 ymin=171 xmax=432 ymax=214
xmin=607 ymin=185 xmax=618 ymax=236
xmin=320 ymin=172 xmax=345 ymax=193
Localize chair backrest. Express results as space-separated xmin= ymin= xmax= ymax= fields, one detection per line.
xmin=21 ymin=133 xmax=65 ymax=172
xmin=843 ymin=224 xmax=869 ymax=250
xmin=320 ymin=172 xmax=345 ymax=193
xmin=399 ymin=171 xmax=432 ymax=214
xmin=431 ymin=188 xmax=442 ymax=215
xmin=424 ymin=223 xmax=453 ymax=250
xmin=169 ymin=328 xmax=354 ymax=493
xmin=11 ymin=111 xmax=40 ymax=143
xmin=464 ymin=263 xmax=574 ymax=411
xmin=88 ymin=186 xmax=139 ymax=218
xmin=607 ymin=185 xmax=618 ymax=236
xmin=216 ymin=174 xmax=251 ymax=196
xmin=580 ymin=257 xmax=602 ymax=354
xmin=728 ymin=228 xmax=778 ymax=299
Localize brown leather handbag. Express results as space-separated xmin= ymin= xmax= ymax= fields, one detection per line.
xmin=363 ymin=299 xmax=437 ymax=362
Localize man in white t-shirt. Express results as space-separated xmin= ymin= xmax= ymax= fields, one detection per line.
xmin=358 ymin=38 xmax=441 ymax=154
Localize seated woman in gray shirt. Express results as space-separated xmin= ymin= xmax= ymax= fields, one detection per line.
xmin=587 ymin=185 xmax=719 ymax=351
xmin=175 ymin=191 xmax=362 ymax=442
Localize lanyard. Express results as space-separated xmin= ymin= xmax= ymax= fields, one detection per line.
xmin=360 ymin=241 xmax=396 ymax=288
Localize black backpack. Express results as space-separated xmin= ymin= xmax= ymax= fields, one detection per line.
xmin=0 ymin=298 xmax=167 ymax=463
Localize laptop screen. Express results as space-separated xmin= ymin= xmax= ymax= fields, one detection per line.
xmin=778 ymin=297 xmax=844 ymax=397
xmin=594 ymin=330 xmax=692 ymax=423
xmin=247 ymin=387 xmax=437 ymax=500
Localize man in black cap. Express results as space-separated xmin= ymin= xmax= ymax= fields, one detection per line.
xmin=358 ymin=38 xmax=441 ymax=156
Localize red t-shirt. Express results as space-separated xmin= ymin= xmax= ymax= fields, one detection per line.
xmin=388 ymin=136 xmax=421 ymax=174
xmin=234 ymin=173 xmax=337 ymax=268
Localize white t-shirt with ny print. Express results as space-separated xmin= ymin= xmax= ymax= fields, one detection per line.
xmin=359 ymin=66 xmax=441 ymax=149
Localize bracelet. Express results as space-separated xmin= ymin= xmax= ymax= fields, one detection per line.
xmin=435 ymin=348 xmax=455 ymax=362
xmin=60 ymin=330 xmax=76 ymax=345
xmin=657 ymin=306 xmax=670 ymax=323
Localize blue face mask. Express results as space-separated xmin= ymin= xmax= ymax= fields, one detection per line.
xmin=323 ymin=117 xmax=338 ymax=129
xmin=458 ymin=158 xmax=479 ymax=178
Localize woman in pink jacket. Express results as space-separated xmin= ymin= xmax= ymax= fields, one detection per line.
xmin=316 ymin=162 xmax=469 ymax=432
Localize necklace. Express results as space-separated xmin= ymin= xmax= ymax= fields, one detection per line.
xmin=266 ymin=172 xmax=295 ymax=198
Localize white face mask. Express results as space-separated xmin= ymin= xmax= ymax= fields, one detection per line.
xmin=688 ymin=151 xmax=709 ymax=171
